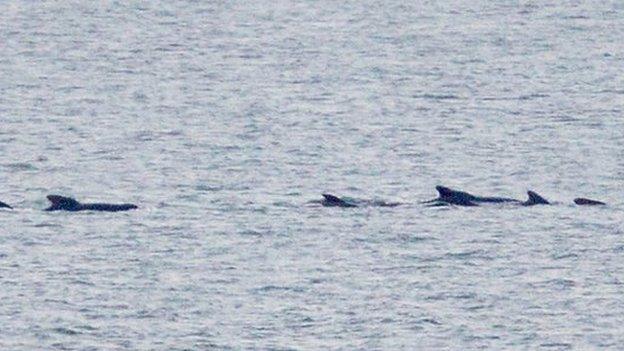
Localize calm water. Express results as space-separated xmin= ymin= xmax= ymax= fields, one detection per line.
xmin=1 ymin=1 xmax=623 ymax=350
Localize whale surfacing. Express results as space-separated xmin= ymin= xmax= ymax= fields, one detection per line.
xmin=525 ymin=191 xmax=550 ymax=205
xmin=45 ymin=195 xmax=138 ymax=212
xmin=0 ymin=201 xmax=11 ymax=209
xmin=426 ymin=186 xmax=550 ymax=207
xmin=428 ymin=186 xmax=479 ymax=206
xmin=321 ymin=194 xmax=358 ymax=208
xmin=574 ymin=198 xmax=606 ymax=206
xmin=315 ymin=194 xmax=401 ymax=208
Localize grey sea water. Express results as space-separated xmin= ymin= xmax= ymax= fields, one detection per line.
xmin=1 ymin=1 xmax=623 ymax=350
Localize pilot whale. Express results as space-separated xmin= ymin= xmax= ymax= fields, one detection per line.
xmin=314 ymin=194 xmax=401 ymax=208
xmin=0 ymin=201 xmax=11 ymax=209
xmin=424 ymin=186 xmax=550 ymax=207
xmin=45 ymin=195 xmax=137 ymax=212
xmin=320 ymin=194 xmax=358 ymax=208
xmin=574 ymin=198 xmax=606 ymax=206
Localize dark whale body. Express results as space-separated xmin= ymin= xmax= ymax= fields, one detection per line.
xmin=574 ymin=198 xmax=606 ymax=206
xmin=321 ymin=194 xmax=358 ymax=208
xmin=318 ymin=194 xmax=401 ymax=208
xmin=425 ymin=186 xmax=549 ymax=207
xmin=0 ymin=201 xmax=11 ymax=209
xmin=45 ymin=195 xmax=137 ymax=212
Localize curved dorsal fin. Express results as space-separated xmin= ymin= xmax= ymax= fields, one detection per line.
xmin=322 ymin=194 xmax=343 ymax=202
xmin=525 ymin=191 xmax=550 ymax=205
xmin=321 ymin=193 xmax=357 ymax=207
xmin=435 ymin=185 xmax=454 ymax=197
xmin=46 ymin=195 xmax=81 ymax=211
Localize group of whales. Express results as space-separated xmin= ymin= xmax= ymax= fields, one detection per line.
xmin=0 ymin=185 xmax=607 ymax=212
xmin=318 ymin=185 xmax=607 ymax=208
xmin=0 ymin=195 xmax=138 ymax=212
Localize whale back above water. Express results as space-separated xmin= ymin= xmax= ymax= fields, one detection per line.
xmin=432 ymin=186 xmax=518 ymax=206
xmin=429 ymin=186 xmax=550 ymax=207
xmin=45 ymin=195 xmax=138 ymax=212
xmin=574 ymin=198 xmax=606 ymax=206
xmin=0 ymin=191 xmax=611 ymax=211
xmin=433 ymin=186 xmax=479 ymax=206
xmin=524 ymin=191 xmax=550 ymax=206
xmin=321 ymin=194 xmax=358 ymax=208
xmin=46 ymin=195 xmax=81 ymax=211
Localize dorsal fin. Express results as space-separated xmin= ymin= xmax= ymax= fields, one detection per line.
xmin=322 ymin=194 xmax=344 ymax=203
xmin=46 ymin=195 xmax=81 ymax=211
xmin=321 ymin=193 xmax=357 ymax=207
xmin=525 ymin=191 xmax=550 ymax=205
xmin=434 ymin=185 xmax=477 ymax=206
xmin=435 ymin=185 xmax=454 ymax=197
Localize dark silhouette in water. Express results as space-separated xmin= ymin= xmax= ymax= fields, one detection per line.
xmin=321 ymin=194 xmax=358 ymax=208
xmin=1 ymin=190 xmax=611 ymax=212
xmin=574 ymin=198 xmax=606 ymax=206
xmin=314 ymin=194 xmax=401 ymax=208
xmin=423 ymin=185 xmax=550 ymax=207
xmin=45 ymin=195 xmax=137 ymax=212
xmin=525 ymin=191 xmax=550 ymax=205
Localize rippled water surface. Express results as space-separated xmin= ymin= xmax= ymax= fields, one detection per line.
xmin=1 ymin=1 xmax=623 ymax=350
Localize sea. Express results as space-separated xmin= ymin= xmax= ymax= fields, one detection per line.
xmin=0 ymin=1 xmax=623 ymax=350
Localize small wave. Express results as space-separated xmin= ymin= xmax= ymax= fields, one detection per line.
xmin=253 ymin=285 xmax=305 ymax=294
xmin=518 ymin=93 xmax=549 ymax=100
xmin=540 ymin=342 xmax=572 ymax=349
xmin=552 ymin=253 xmax=578 ymax=260
xmin=71 ymin=279 xmax=95 ymax=286
xmin=419 ymin=318 xmax=442 ymax=325
xmin=33 ymin=223 xmax=62 ymax=228
xmin=51 ymin=327 xmax=80 ymax=336
xmin=445 ymin=250 xmax=493 ymax=261
xmin=3 ymin=162 xmax=37 ymax=171
xmin=562 ymin=15 xmax=589 ymax=20
xmin=533 ymin=279 xmax=576 ymax=290
xmin=412 ymin=93 xmax=460 ymax=100
xmin=426 ymin=292 xmax=477 ymax=301
xmin=196 ymin=185 xmax=223 ymax=192
xmin=395 ymin=234 xmax=434 ymax=243
xmin=238 ymin=229 xmax=264 ymax=236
